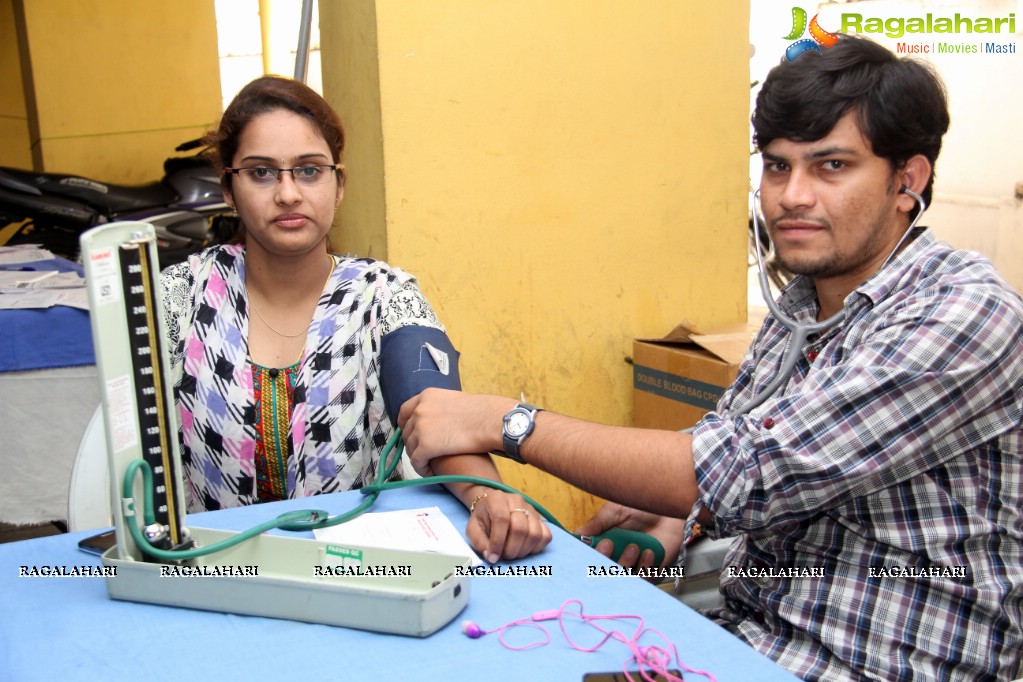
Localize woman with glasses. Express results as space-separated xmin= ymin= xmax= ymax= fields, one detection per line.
xmin=160 ymin=75 xmax=550 ymax=563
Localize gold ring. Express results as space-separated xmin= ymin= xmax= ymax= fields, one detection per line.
xmin=511 ymin=508 xmax=531 ymax=518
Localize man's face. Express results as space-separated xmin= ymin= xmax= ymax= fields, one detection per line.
xmin=759 ymin=110 xmax=909 ymax=289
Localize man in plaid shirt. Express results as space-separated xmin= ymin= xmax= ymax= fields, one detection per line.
xmin=399 ymin=35 xmax=1023 ymax=680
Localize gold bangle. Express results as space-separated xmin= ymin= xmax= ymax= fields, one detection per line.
xmin=470 ymin=492 xmax=488 ymax=514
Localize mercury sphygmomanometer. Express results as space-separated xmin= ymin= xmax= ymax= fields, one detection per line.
xmin=80 ymin=222 xmax=661 ymax=636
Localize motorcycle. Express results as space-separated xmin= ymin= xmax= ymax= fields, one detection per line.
xmin=0 ymin=140 xmax=238 ymax=267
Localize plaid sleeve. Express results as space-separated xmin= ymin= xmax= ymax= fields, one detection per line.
xmin=693 ymin=279 xmax=1023 ymax=538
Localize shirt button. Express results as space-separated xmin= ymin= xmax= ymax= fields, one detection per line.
xmin=762 ymin=417 xmax=775 ymax=429
xmin=807 ymin=349 xmax=819 ymax=362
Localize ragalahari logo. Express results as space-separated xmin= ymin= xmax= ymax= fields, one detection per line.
xmin=784 ymin=7 xmax=839 ymax=61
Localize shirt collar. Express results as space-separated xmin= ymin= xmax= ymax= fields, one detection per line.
xmin=773 ymin=228 xmax=934 ymax=320
xmin=855 ymin=228 xmax=933 ymax=304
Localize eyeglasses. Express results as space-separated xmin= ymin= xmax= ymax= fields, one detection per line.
xmin=224 ymin=165 xmax=340 ymax=187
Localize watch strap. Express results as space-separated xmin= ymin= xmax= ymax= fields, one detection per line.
xmin=497 ymin=403 xmax=542 ymax=463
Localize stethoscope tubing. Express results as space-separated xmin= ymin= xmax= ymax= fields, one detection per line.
xmin=739 ymin=187 xmax=927 ymax=417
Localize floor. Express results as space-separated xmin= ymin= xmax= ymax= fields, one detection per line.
xmin=0 ymin=521 xmax=65 ymax=544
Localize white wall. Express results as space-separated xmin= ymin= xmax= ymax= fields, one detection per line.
xmin=214 ymin=0 xmax=323 ymax=106
xmin=750 ymin=0 xmax=1023 ymax=292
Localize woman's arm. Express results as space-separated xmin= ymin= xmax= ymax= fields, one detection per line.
xmin=431 ymin=453 xmax=551 ymax=563
xmin=376 ymin=277 xmax=551 ymax=561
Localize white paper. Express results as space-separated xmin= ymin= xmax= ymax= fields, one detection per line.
xmin=313 ymin=506 xmax=483 ymax=566
xmin=424 ymin=342 xmax=450 ymax=375
xmin=0 ymin=245 xmax=55 ymax=264
xmin=0 ymin=286 xmax=89 ymax=310
xmin=0 ymin=270 xmax=84 ymax=288
xmin=0 ymin=271 xmax=88 ymax=310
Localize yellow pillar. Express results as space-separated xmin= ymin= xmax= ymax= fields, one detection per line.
xmin=258 ymin=0 xmax=298 ymax=77
xmin=259 ymin=0 xmax=276 ymax=75
xmin=9 ymin=0 xmax=222 ymax=183
xmin=0 ymin=0 xmax=31 ymax=169
xmin=320 ymin=1 xmax=751 ymax=530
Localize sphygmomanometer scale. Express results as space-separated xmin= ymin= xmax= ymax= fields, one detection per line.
xmin=80 ymin=222 xmax=470 ymax=636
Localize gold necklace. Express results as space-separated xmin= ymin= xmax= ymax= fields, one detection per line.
xmin=248 ymin=254 xmax=337 ymax=338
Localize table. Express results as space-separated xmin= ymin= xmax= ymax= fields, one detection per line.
xmin=0 ymin=256 xmax=94 ymax=373
xmin=0 ymin=255 xmax=100 ymax=525
xmin=0 ymin=485 xmax=799 ymax=682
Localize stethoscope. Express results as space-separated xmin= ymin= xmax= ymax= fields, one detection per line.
xmin=735 ymin=185 xmax=928 ymax=417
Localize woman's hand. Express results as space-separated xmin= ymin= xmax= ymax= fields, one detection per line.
xmin=465 ymin=490 xmax=552 ymax=564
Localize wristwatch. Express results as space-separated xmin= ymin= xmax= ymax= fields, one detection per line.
xmin=497 ymin=403 xmax=543 ymax=463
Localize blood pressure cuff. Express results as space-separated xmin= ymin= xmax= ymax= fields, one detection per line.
xmin=379 ymin=325 xmax=462 ymax=424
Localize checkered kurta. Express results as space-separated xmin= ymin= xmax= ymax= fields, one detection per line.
xmin=161 ymin=244 xmax=444 ymax=511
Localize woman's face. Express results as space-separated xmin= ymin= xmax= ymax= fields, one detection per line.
xmin=224 ymin=108 xmax=343 ymax=260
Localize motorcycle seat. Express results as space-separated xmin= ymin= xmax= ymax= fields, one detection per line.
xmin=0 ymin=166 xmax=177 ymax=215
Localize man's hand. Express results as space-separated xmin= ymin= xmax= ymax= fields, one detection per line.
xmin=575 ymin=502 xmax=684 ymax=569
xmin=398 ymin=388 xmax=516 ymax=476
xmin=466 ymin=490 xmax=552 ymax=563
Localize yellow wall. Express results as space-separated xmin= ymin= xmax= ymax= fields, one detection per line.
xmin=320 ymin=0 xmax=388 ymax=259
xmin=8 ymin=0 xmax=222 ymax=182
xmin=321 ymin=1 xmax=751 ymax=529
xmin=2 ymin=0 xmax=751 ymax=531
xmin=0 ymin=0 xmax=31 ymax=168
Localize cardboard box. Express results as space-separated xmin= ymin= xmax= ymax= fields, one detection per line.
xmin=632 ymin=315 xmax=762 ymax=431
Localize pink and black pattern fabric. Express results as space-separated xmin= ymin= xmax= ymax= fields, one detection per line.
xmin=161 ymin=244 xmax=446 ymax=511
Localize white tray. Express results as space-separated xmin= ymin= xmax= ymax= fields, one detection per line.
xmin=102 ymin=526 xmax=471 ymax=637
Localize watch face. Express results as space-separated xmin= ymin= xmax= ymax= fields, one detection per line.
xmin=506 ymin=411 xmax=531 ymax=438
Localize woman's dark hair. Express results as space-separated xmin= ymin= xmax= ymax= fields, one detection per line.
xmin=752 ymin=34 xmax=949 ymax=208
xmin=205 ymin=75 xmax=346 ymax=193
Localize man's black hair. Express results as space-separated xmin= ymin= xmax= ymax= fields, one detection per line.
xmin=752 ymin=34 xmax=949 ymax=208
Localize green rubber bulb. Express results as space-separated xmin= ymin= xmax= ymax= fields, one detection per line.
xmin=578 ymin=528 xmax=666 ymax=566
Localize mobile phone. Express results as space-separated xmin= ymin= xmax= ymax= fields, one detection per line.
xmin=582 ymin=671 xmax=683 ymax=681
xmin=77 ymin=529 xmax=116 ymax=556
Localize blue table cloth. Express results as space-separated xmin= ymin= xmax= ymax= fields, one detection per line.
xmin=0 ymin=256 xmax=95 ymax=372
xmin=0 ymin=485 xmax=800 ymax=682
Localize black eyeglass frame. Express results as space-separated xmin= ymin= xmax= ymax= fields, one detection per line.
xmin=223 ymin=164 xmax=341 ymax=185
